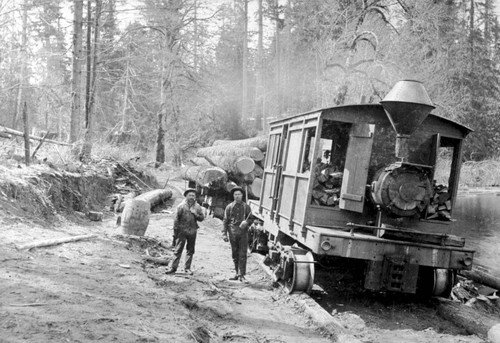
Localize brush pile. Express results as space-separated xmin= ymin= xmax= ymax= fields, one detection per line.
xmin=183 ymin=136 xmax=267 ymax=218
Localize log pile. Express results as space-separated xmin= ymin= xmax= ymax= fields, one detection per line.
xmin=311 ymin=163 xmax=343 ymax=207
xmin=184 ymin=136 xmax=267 ymax=219
xmin=426 ymin=184 xmax=452 ymax=220
xmin=181 ymin=165 xmax=228 ymax=190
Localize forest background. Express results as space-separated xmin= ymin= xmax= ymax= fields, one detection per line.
xmin=1 ymin=0 xmax=500 ymax=170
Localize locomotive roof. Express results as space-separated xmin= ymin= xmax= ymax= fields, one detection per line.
xmin=268 ymin=103 xmax=473 ymax=136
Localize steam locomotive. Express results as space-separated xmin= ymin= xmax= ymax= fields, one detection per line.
xmin=248 ymin=80 xmax=474 ymax=296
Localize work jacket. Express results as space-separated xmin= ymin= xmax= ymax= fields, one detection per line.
xmin=173 ymin=200 xmax=204 ymax=233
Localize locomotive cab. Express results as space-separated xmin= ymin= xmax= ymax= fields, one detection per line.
xmin=253 ymin=80 xmax=474 ymax=295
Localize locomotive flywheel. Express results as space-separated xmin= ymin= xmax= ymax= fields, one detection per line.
xmin=283 ymin=249 xmax=315 ymax=294
xmin=371 ymin=163 xmax=432 ymax=217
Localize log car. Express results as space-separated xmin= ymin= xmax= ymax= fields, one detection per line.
xmin=249 ymin=80 xmax=474 ymax=295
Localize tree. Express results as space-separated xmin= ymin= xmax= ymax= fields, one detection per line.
xmin=70 ymin=0 xmax=84 ymax=143
xmin=13 ymin=0 xmax=29 ymax=130
xmin=80 ymin=0 xmax=102 ymax=161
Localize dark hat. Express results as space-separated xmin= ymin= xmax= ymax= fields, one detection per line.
xmin=230 ymin=186 xmax=244 ymax=196
xmin=183 ymin=188 xmax=198 ymax=197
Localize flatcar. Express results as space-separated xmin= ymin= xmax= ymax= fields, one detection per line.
xmin=249 ymin=80 xmax=474 ymax=295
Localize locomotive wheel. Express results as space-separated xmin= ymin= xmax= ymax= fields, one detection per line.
xmin=417 ymin=267 xmax=456 ymax=297
xmin=433 ymin=269 xmax=456 ymax=297
xmin=283 ymin=249 xmax=315 ymax=294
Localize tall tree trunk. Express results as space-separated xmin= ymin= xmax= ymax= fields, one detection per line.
xmin=193 ymin=0 xmax=199 ymax=71
xmin=89 ymin=0 xmax=101 ymax=127
xmin=469 ymin=0 xmax=474 ymax=69
xmin=120 ymin=57 xmax=130 ymax=131
xmin=241 ymin=0 xmax=249 ymax=124
xmin=81 ymin=0 xmax=101 ymax=161
xmin=485 ymin=0 xmax=490 ymax=43
xmin=22 ymin=102 xmax=30 ymax=166
xmin=13 ymin=0 xmax=29 ymax=130
xmin=155 ymin=49 xmax=167 ymax=164
xmin=254 ymin=0 xmax=264 ymax=131
xmin=273 ymin=0 xmax=282 ymax=115
xmin=70 ymin=0 xmax=84 ymax=143
xmin=85 ymin=0 xmax=92 ymax=129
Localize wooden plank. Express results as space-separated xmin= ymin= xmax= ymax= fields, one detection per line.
xmin=339 ymin=123 xmax=374 ymax=213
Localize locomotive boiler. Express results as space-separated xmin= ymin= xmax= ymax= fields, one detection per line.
xmin=249 ymin=80 xmax=474 ymax=295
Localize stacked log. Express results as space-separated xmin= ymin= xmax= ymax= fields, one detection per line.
xmin=426 ymin=184 xmax=451 ymax=220
xmin=197 ymin=146 xmax=264 ymax=162
xmin=186 ymin=137 xmax=267 ymax=219
xmin=181 ymin=165 xmax=228 ymax=190
xmin=311 ymin=164 xmax=343 ymax=207
xmin=207 ymin=155 xmax=255 ymax=175
xmin=247 ymin=177 xmax=262 ymax=199
xmin=212 ymin=135 xmax=267 ymax=152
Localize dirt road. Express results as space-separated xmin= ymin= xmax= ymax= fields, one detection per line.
xmin=0 ymin=182 xmax=485 ymax=343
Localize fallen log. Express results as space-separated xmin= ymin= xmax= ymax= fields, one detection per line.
xmin=197 ymin=145 xmax=265 ymax=162
xmin=0 ymin=125 xmax=72 ymax=146
xmin=16 ymin=234 xmax=97 ymax=250
xmin=212 ymin=135 xmax=267 ymax=152
xmin=459 ymin=266 xmax=500 ymax=291
xmin=116 ymin=161 xmax=152 ymax=190
xmin=114 ymin=191 xmax=137 ymax=213
xmin=206 ymin=155 xmax=255 ymax=175
xmin=135 ymin=189 xmax=173 ymax=210
xmin=437 ymin=298 xmax=499 ymax=338
xmin=181 ymin=165 xmax=228 ymax=189
xmin=143 ymin=255 xmax=170 ymax=265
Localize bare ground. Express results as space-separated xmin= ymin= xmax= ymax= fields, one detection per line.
xmin=0 ymin=166 xmax=489 ymax=343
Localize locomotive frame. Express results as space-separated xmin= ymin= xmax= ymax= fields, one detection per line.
xmin=249 ymin=81 xmax=474 ymax=295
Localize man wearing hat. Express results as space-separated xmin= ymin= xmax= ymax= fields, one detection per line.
xmin=165 ymin=188 xmax=205 ymax=275
xmin=222 ymin=186 xmax=253 ymax=281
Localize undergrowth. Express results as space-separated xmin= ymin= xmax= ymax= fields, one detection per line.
xmin=435 ymin=158 xmax=500 ymax=188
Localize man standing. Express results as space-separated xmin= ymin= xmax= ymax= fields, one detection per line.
xmin=222 ymin=187 xmax=253 ymax=282
xmin=165 ymin=188 xmax=205 ymax=275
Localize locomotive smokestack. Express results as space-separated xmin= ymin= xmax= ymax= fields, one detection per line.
xmin=380 ymin=80 xmax=435 ymax=160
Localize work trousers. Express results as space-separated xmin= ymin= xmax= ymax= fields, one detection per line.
xmin=169 ymin=228 xmax=197 ymax=271
xmin=228 ymin=224 xmax=248 ymax=276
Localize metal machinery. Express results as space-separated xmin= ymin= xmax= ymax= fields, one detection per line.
xmin=249 ymin=80 xmax=474 ymax=295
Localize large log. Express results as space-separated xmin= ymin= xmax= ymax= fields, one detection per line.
xmin=205 ymin=155 xmax=255 ymax=175
xmin=212 ymin=135 xmax=267 ymax=152
xmin=135 ymin=189 xmax=173 ymax=209
xmin=231 ymin=171 xmax=256 ymax=185
xmin=253 ymin=163 xmax=264 ymax=178
xmin=437 ymin=299 xmax=499 ymax=337
xmin=181 ymin=165 xmax=228 ymax=189
xmin=248 ymin=177 xmax=262 ymax=199
xmin=197 ymin=145 xmax=264 ymax=162
xmin=189 ymin=157 xmax=212 ymax=166
xmin=459 ymin=266 xmax=500 ymax=291
xmin=225 ymin=181 xmax=238 ymax=193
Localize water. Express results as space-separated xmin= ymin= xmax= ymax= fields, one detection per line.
xmin=453 ymin=192 xmax=500 ymax=276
